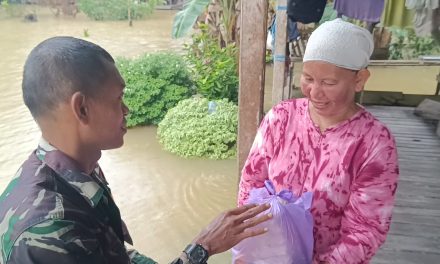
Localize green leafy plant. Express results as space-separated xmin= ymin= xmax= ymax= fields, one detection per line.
xmin=265 ymin=49 xmax=273 ymax=63
xmin=0 ymin=1 xmax=26 ymax=18
xmin=116 ymin=53 xmax=194 ymax=127
xmin=78 ymin=0 xmax=162 ymax=21
xmin=158 ymin=97 xmax=238 ymax=159
xmin=218 ymin=0 xmax=238 ymax=44
xmin=389 ymin=28 xmax=440 ymax=60
xmin=83 ymin=28 xmax=89 ymax=37
xmin=185 ymin=23 xmax=239 ymax=103
xmin=172 ymin=0 xmax=210 ymax=38
xmin=172 ymin=0 xmax=238 ymax=45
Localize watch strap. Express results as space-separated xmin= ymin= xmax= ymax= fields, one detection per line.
xmin=170 ymin=258 xmax=183 ymax=264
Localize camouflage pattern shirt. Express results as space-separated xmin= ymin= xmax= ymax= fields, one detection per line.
xmin=0 ymin=139 xmax=157 ymax=264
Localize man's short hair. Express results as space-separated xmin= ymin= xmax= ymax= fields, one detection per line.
xmin=22 ymin=36 xmax=115 ymax=118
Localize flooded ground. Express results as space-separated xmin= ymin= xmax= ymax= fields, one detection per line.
xmin=1 ymin=6 xmax=439 ymax=263
xmin=0 ymin=8 xmax=235 ymax=263
xmin=100 ymin=127 xmax=238 ymax=262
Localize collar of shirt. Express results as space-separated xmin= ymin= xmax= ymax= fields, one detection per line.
xmin=35 ymin=138 xmax=105 ymax=208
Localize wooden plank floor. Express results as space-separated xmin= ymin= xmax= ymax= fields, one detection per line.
xmin=367 ymin=106 xmax=440 ymax=264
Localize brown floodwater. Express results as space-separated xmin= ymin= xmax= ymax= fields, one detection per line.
xmin=0 ymin=8 xmax=235 ymax=263
xmin=1 ymin=6 xmax=439 ymax=263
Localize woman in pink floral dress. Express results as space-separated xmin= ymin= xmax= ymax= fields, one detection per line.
xmin=238 ymin=19 xmax=399 ymax=264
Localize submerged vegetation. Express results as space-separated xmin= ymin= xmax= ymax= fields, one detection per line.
xmin=158 ymin=98 xmax=238 ymax=159
xmin=117 ymin=53 xmax=194 ymax=127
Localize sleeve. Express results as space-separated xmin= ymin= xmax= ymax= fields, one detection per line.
xmin=8 ymin=220 xmax=159 ymax=264
xmin=316 ymin=135 xmax=400 ymax=264
xmin=237 ymin=108 xmax=277 ymax=206
xmin=127 ymin=249 xmax=157 ymax=264
xmin=8 ymin=220 xmax=105 ymax=264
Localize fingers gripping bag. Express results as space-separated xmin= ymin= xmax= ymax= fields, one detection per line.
xmin=232 ymin=180 xmax=313 ymax=264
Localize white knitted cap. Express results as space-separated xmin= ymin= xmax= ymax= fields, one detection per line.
xmin=303 ymin=19 xmax=374 ymax=70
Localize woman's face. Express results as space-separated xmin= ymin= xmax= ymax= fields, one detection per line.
xmin=300 ymin=61 xmax=368 ymax=117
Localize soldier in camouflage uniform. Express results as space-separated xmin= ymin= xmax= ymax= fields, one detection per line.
xmin=0 ymin=37 xmax=271 ymax=264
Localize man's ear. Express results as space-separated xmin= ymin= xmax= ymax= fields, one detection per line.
xmin=71 ymin=92 xmax=89 ymax=124
xmin=354 ymin=69 xmax=370 ymax=93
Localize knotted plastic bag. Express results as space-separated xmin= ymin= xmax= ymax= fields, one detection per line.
xmin=232 ymin=180 xmax=314 ymax=264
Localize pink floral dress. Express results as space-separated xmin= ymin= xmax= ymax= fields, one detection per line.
xmin=238 ymin=98 xmax=399 ymax=263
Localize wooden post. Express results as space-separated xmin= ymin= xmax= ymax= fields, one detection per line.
xmin=128 ymin=0 xmax=133 ymax=27
xmin=271 ymin=0 xmax=288 ymax=106
xmin=237 ymin=0 xmax=268 ymax=179
xmin=437 ymin=122 xmax=440 ymax=137
xmin=436 ymin=71 xmax=440 ymax=96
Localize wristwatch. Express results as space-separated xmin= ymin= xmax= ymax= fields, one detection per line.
xmin=183 ymin=244 xmax=209 ymax=264
xmin=170 ymin=258 xmax=183 ymax=264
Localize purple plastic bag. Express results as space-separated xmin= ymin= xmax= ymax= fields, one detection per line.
xmin=232 ymin=180 xmax=314 ymax=264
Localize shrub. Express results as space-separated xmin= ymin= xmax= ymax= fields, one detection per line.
xmin=158 ymin=97 xmax=238 ymax=159
xmin=185 ymin=23 xmax=239 ymax=104
xmin=0 ymin=1 xmax=25 ymax=18
xmin=389 ymin=28 xmax=440 ymax=60
xmin=116 ymin=53 xmax=194 ymax=127
xmin=78 ymin=0 xmax=162 ymax=21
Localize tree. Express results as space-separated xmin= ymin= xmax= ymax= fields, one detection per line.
xmin=172 ymin=0 xmax=239 ymax=47
xmin=78 ymin=0 xmax=163 ymax=21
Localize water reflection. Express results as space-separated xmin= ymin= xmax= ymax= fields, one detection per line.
xmin=101 ymin=127 xmax=237 ymax=262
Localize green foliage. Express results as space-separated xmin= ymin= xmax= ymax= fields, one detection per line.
xmin=172 ymin=0 xmax=210 ymax=38
xmin=265 ymin=49 xmax=273 ymax=63
xmin=389 ymin=28 xmax=440 ymax=60
xmin=172 ymin=0 xmax=238 ymax=44
xmin=116 ymin=53 xmax=194 ymax=127
xmin=218 ymin=0 xmax=238 ymax=44
xmin=78 ymin=0 xmax=162 ymax=21
xmin=158 ymin=97 xmax=238 ymax=159
xmin=0 ymin=1 xmax=25 ymax=18
xmin=83 ymin=28 xmax=89 ymax=37
xmin=185 ymin=24 xmax=239 ymax=104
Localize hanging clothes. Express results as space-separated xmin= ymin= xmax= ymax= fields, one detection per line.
xmin=267 ymin=15 xmax=300 ymax=48
xmin=382 ymin=0 xmax=415 ymax=28
xmin=287 ymin=0 xmax=327 ymax=24
xmin=406 ymin=0 xmax=440 ymax=37
xmin=319 ymin=2 xmax=338 ymax=24
xmin=406 ymin=0 xmax=438 ymax=9
xmin=288 ymin=19 xmax=301 ymax=42
xmin=334 ymin=0 xmax=385 ymax=23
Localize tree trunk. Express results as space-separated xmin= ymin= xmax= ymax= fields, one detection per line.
xmin=128 ymin=0 xmax=133 ymax=27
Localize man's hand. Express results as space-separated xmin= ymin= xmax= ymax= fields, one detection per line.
xmin=192 ymin=203 xmax=272 ymax=256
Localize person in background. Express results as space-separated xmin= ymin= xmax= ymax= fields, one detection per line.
xmin=238 ymin=18 xmax=399 ymax=264
xmin=0 ymin=36 xmax=272 ymax=264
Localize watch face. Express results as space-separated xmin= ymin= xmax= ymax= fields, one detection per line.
xmin=194 ymin=245 xmax=207 ymax=259
xmin=186 ymin=244 xmax=208 ymax=264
